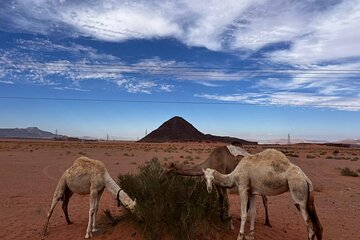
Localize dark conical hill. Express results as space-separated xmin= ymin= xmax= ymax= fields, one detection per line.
xmin=139 ymin=116 xmax=205 ymax=142
xmin=138 ymin=116 xmax=257 ymax=144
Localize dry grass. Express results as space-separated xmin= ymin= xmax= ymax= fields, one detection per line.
xmin=118 ymin=158 xmax=224 ymax=240
xmin=340 ymin=167 xmax=359 ymax=177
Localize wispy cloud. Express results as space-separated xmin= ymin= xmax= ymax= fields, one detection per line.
xmin=0 ymin=80 xmax=14 ymax=84
xmin=0 ymin=39 xmax=177 ymax=93
xmin=256 ymin=63 xmax=360 ymax=97
xmin=2 ymin=0 xmax=359 ymax=65
xmin=196 ymin=92 xmax=360 ymax=111
xmin=114 ymin=78 xmax=174 ymax=94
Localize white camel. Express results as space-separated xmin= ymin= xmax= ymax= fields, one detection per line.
xmin=167 ymin=144 xmax=271 ymax=229
xmin=203 ymin=149 xmax=323 ymax=240
xmin=43 ymin=156 xmax=137 ymax=239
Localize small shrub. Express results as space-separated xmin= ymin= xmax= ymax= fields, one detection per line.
xmin=350 ymin=157 xmax=359 ymax=161
xmin=306 ymin=155 xmax=316 ymax=159
xmin=287 ymin=153 xmax=299 ymax=158
xmin=118 ymin=158 xmax=223 ymax=240
xmin=340 ymin=167 xmax=358 ymax=177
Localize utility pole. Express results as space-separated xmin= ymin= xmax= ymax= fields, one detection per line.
xmin=287 ymin=133 xmax=291 ymax=145
xmin=107 ymin=133 xmax=109 ymax=141
xmin=145 ymin=129 xmax=147 ymax=136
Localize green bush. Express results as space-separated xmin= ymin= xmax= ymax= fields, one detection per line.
xmin=118 ymin=158 xmax=223 ymax=240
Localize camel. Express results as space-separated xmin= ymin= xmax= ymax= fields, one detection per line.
xmin=43 ymin=156 xmax=137 ymax=239
xmin=167 ymin=144 xmax=271 ymax=229
xmin=203 ymin=149 xmax=323 ymax=240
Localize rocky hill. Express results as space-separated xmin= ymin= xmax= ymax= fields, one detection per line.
xmin=138 ymin=116 xmax=257 ymax=144
xmin=0 ymin=127 xmax=57 ymax=139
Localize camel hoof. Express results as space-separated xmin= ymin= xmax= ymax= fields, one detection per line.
xmin=91 ymin=228 xmax=98 ymax=232
xmin=245 ymin=235 xmax=254 ymax=240
xmin=67 ymin=221 xmax=73 ymax=225
xmin=237 ymin=233 xmax=244 ymax=240
xmin=228 ymin=219 xmax=235 ymax=230
xmin=85 ymin=232 xmax=92 ymax=238
xmin=264 ymin=222 xmax=272 ymax=228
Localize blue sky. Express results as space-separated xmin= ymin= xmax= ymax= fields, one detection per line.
xmin=0 ymin=0 xmax=359 ymax=141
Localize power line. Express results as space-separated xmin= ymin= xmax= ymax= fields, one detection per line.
xmin=1 ymin=67 xmax=359 ymax=80
xmin=0 ymin=96 xmax=357 ymax=108
xmin=2 ymin=62 xmax=360 ymax=72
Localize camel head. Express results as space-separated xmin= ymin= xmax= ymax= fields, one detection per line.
xmin=128 ymin=198 xmax=137 ymax=212
xmin=202 ymin=168 xmax=215 ymax=193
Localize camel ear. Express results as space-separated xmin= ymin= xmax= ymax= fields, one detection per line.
xmin=202 ymin=168 xmax=206 ymax=174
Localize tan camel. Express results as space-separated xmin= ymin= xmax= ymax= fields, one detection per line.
xmin=43 ymin=156 xmax=137 ymax=239
xmin=167 ymin=144 xmax=271 ymax=229
xmin=203 ymin=149 xmax=323 ymax=240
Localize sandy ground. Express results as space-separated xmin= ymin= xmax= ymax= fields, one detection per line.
xmin=0 ymin=140 xmax=359 ymax=240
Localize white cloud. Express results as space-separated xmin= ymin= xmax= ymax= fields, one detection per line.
xmin=0 ymin=80 xmax=14 ymax=84
xmin=2 ymin=0 xmax=360 ymax=65
xmin=256 ymin=62 xmax=360 ymax=97
xmin=52 ymin=86 xmax=89 ymax=91
xmin=0 ymin=41 xmax=177 ymax=93
xmin=114 ymin=78 xmax=174 ymax=94
xmin=196 ymin=92 xmax=360 ymax=111
xmin=267 ymin=0 xmax=360 ymax=64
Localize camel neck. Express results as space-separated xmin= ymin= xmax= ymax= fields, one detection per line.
xmin=104 ymin=171 xmax=121 ymax=196
xmin=213 ymin=171 xmax=234 ymax=188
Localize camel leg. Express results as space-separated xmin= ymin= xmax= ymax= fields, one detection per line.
xmin=222 ymin=188 xmax=235 ymax=230
xmin=43 ymin=193 xmax=62 ymax=236
xmin=289 ymin=181 xmax=315 ymax=240
xmin=216 ymin=186 xmax=234 ymax=230
xmin=92 ymin=189 xmax=104 ymax=233
xmin=62 ymin=187 xmax=73 ymax=224
xmin=43 ymin=176 xmax=66 ymax=236
xmin=261 ymin=195 xmax=271 ymax=227
xmin=216 ymin=185 xmax=224 ymax=213
xmin=85 ymin=191 xmax=98 ymax=239
xmin=247 ymin=194 xmax=256 ymax=240
xmin=237 ymin=188 xmax=249 ymax=240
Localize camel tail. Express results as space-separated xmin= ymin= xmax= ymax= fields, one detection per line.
xmin=306 ymin=181 xmax=323 ymax=240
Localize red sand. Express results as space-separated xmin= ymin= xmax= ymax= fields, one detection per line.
xmin=0 ymin=140 xmax=359 ymax=240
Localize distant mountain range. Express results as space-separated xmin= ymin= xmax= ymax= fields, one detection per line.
xmin=259 ymin=138 xmax=360 ymax=146
xmin=0 ymin=127 xmax=58 ymax=139
xmin=138 ymin=116 xmax=257 ymax=144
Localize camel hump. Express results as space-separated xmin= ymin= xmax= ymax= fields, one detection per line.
xmin=72 ymin=156 xmax=106 ymax=174
xmin=257 ymin=149 xmax=291 ymax=165
xmin=227 ymin=145 xmax=250 ymax=157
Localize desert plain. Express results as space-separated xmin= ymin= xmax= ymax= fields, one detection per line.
xmin=0 ymin=139 xmax=359 ymax=240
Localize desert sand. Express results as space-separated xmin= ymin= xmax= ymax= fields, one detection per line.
xmin=0 ymin=139 xmax=359 ymax=240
